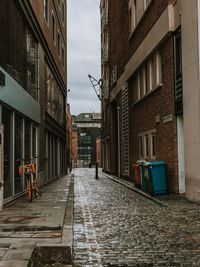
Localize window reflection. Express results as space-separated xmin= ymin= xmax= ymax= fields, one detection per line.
xmin=45 ymin=63 xmax=64 ymax=125
xmin=15 ymin=115 xmax=23 ymax=194
xmin=25 ymin=120 xmax=31 ymax=163
xmin=2 ymin=107 xmax=13 ymax=199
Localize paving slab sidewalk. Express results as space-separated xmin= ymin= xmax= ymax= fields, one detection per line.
xmin=0 ymin=174 xmax=73 ymax=266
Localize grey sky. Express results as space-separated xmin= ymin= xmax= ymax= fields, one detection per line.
xmin=67 ymin=0 xmax=101 ymax=115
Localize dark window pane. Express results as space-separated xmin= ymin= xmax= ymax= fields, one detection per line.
xmin=25 ymin=120 xmax=31 ymax=163
xmin=2 ymin=107 xmax=13 ymax=199
xmin=32 ymin=127 xmax=37 ymax=158
xmin=15 ymin=115 xmax=23 ymax=194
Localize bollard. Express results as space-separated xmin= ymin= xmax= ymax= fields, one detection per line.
xmin=95 ymin=161 xmax=99 ymax=179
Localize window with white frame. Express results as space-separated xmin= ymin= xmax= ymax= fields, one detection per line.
xmin=44 ymin=0 xmax=49 ymax=23
xmin=139 ymin=129 xmax=156 ymax=160
xmin=134 ymin=51 xmax=162 ymax=101
xmin=61 ymin=0 xmax=65 ymax=25
xmin=151 ymin=133 xmax=156 ymax=158
xmin=129 ymin=0 xmax=136 ymax=33
xmin=129 ymin=0 xmax=152 ymax=34
xmin=145 ymin=134 xmax=149 ymax=158
xmin=104 ymin=0 xmax=108 ymax=9
xmin=52 ymin=12 xmax=56 ymax=44
xmin=139 ymin=135 xmax=143 ymax=158
xmin=144 ymin=0 xmax=152 ymax=10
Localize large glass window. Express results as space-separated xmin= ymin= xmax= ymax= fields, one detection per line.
xmin=54 ymin=137 xmax=57 ymax=177
xmin=15 ymin=115 xmax=23 ymax=194
xmin=25 ymin=120 xmax=31 ymax=163
xmin=45 ymin=63 xmax=64 ymax=125
xmin=48 ymin=132 xmax=51 ymax=179
xmin=32 ymin=126 xmax=37 ymax=158
xmin=2 ymin=107 xmax=13 ymax=199
xmin=26 ymin=30 xmax=39 ymax=100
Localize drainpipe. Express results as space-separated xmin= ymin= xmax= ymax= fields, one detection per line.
xmin=117 ymin=106 xmax=121 ymax=178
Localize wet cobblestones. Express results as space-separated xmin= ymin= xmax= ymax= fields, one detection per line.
xmin=73 ymin=169 xmax=200 ymax=267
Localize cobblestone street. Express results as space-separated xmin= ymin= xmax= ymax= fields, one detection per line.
xmin=73 ymin=169 xmax=200 ymax=267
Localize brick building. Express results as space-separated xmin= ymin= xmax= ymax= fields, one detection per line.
xmin=100 ymin=0 xmax=184 ymax=194
xmin=0 ymin=0 xmax=67 ymax=205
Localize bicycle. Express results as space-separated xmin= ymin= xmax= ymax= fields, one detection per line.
xmin=19 ymin=158 xmax=39 ymax=202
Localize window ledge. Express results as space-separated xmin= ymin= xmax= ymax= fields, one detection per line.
xmin=132 ymin=83 xmax=162 ymax=106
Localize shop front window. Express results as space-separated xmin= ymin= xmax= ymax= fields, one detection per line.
xmin=26 ymin=30 xmax=39 ymax=100
xmin=45 ymin=63 xmax=64 ymax=125
xmin=2 ymin=107 xmax=13 ymax=199
xmin=32 ymin=126 xmax=37 ymax=158
xmin=15 ymin=115 xmax=23 ymax=194
xmin=25 ymin=120 xmax=31 ymax=163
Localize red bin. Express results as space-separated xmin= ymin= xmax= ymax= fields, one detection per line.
xmin=133 ymin=164 xmax=141 ymax=188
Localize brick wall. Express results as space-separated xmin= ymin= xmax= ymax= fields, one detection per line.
xmin=105 ymin=0 xmax=179 ymax=193
xmin=108 ymin=0 xmax=129 ymax=86
xmin=128 ymin=36 xmax=179 ymax=193
xmin=128 ymin=0 xmax=168 ymax=57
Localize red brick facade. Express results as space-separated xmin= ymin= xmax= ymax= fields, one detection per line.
xmin=129 ymin=37 xmax=179 ymax=193
xmin=101 ymin=0 xmax=181 ymax=193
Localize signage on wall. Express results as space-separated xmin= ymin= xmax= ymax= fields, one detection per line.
xmin=0 ymin=71 xmax=5 ymax=86
xmin=163 ymin=114 xmax=173 ymax=124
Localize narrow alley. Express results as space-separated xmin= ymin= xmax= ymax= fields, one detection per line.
xmin=73 ymin=169 xmax=200 ymax=267
xmin=0 ymin=169 xmax=199 ymax=266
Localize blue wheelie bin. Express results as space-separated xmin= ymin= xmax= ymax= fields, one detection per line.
xmin=139 ymin=161 xmax=148 ymax=192
xmin=145 ymin=161 xmax=167 ymax=196
xmin=143 ymin=163 xmax=152 ymax=194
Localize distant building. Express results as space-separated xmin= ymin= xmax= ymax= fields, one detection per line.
xmin=72 ymin=113 xmax=101 ymax=168
xmin=0 ymin=0 xmax=67 ymax=205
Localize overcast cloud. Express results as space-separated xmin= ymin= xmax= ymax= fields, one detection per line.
xmin=67 ymin=0 xmax=101 ymax=115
